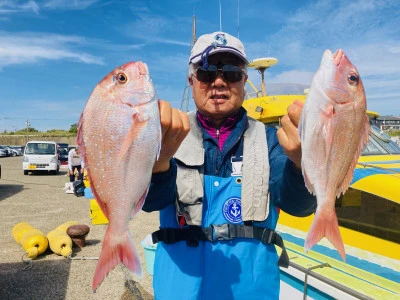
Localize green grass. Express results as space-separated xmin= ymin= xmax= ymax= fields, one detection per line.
xmin=388 ymin=130 xmax=400 ymax=137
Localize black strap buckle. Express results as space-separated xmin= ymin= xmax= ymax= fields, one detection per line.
xmin=211 ymin=224 xmax=233 ymax=241
xmin=260 ymin=228 xmax=274 ymax=244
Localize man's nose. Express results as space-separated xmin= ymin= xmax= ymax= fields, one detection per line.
xmin=213 ymin=70 xmax=227 ymax=85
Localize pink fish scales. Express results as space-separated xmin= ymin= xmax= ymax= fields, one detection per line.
xmin=77 ymin=61 xmax=161 ymax=291
xmin=299 ymin=49 xmax=370 ymax=261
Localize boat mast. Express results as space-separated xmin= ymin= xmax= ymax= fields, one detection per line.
xmin=219 ymin=0 xmax=222 ymax=31
xmin=180 ymin=15 xmax=197 ymax=112
xmin=192 ymin=15 xmax=197 ymax=45
xmin=237 ymin=0 xmax=240 ymax=38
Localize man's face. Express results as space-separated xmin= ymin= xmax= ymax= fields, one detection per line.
xmin=188 ymin=52 xmax=247 ymax=124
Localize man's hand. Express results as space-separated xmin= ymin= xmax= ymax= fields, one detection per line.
xmin=152 ymin=100 xmax=190 ymax=173
xmin=277 ymin=100 xmax=304 ymax=169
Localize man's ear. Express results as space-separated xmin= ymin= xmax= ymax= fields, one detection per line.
xmin=188 ymin=76 xmax=194 ymax=86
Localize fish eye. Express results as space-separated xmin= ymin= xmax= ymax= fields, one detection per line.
xmin=116 ymin=72 xmax=127 ymax=84
xmin=347 ymin=73 xmax=359 ymax=86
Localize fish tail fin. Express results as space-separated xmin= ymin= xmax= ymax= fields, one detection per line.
xmin=92 ymin=227 xmax=142 ymax=292
xmin=304 ymin=208 xmax=346 ymax=261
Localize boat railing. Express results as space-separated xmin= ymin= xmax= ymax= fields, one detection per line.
xmin=245 ymin=79 xmax=263 ymax=99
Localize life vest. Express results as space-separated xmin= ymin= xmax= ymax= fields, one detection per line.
xmin=151 ymin=112 xmax=289 ymax=299
xmin=173 ymin=112 xmax=271 ymax=225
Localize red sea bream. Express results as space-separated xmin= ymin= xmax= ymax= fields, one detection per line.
xmin=299 ymin=49 xmax=370 ymax=261
xmin=77 ymin=61 xmax=161 ymax=291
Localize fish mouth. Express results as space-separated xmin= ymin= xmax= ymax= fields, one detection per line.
xmin=137 ymin=62 xmax=148 ymax=75
xmin=123 ymin=61 xmax=148 ymax=76
xmin=333 ymin=49 xmax=344 ymax=66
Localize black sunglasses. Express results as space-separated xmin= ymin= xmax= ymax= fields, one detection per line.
xmin=195 ymin=64 xmax=246 ymax=83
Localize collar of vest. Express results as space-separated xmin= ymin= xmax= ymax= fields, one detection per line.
xmin=174 ymin=112 xmax=205 ymax=166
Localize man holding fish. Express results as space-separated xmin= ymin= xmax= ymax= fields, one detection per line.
xmin=143 ymin=31 xmax=317 ymax=299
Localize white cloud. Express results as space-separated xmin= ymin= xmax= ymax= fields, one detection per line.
xmin=268 ymin=70 xmax=314 ymax=86
xmin=348 ymin=43 xmax=400 ymax=77
xmin=43 ymin=0 xmax=100 ymax=10
xmin=242 ymin=0 xmax=400 ymax=118
xmin=0 ymin=0 xmax=39 ymax=14
xmin=0 ymin=32 xmax=105 ymax=67
xmin=124 ymin=10 xmax=191 ymax=47
xmin=0 ymin=0 xmax=101 ymax=15
xmin=259 ymin=0 xmax=399 ymax=69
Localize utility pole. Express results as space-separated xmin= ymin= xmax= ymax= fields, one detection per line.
xmin=26 ymin=119 xmax=30 ymax=143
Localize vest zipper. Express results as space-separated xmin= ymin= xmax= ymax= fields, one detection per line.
xmin=215 ymin=129 xmax=220 ymax=175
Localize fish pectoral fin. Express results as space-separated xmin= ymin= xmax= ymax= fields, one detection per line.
xmin=117 ymin=112 xmax=148 ymax=166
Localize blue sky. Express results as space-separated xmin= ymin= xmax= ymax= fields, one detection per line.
xmin=0 ymin=0 xmax=399 ymax=132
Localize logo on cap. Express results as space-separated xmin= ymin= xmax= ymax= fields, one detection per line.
xmin=214 ymin=33 xmax=227 ymax=46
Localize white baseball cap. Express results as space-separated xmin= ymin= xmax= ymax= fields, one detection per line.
xmin=188 ymin=31 xmax=249 ymax=66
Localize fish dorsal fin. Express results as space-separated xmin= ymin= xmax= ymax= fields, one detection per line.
xmin=117 ymin=108 xmax=148 ymax=166
xmin=336 ymin=114 xmax=370 ymax=197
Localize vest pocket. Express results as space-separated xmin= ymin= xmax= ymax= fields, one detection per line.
xmin=175 ymin=162 xmax=204 ymax=226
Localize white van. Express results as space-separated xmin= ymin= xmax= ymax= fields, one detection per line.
xmin=23 ymin=141 xmax=60 ymax=175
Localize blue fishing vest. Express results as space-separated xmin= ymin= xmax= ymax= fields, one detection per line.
xmin=151 ymin=113 xmax=285 ymax=300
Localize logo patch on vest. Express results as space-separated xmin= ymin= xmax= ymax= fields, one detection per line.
xmin=222 ymin=197 xmax=242 ymax=223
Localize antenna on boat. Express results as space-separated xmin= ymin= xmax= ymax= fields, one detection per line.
xmin=180 ymin=15 xmax=197 ymax=112
xmin=248 ymin=57 xmax=278 ymax=96
xmin=237 ymin=0 xmax=240 ymax=38
xmin=219 ymin=0 xmax=222 ymax=31
xmin=192 ymin=15 xmax=197 ymax=45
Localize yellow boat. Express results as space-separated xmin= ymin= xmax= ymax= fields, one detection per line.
xmin=242 ymin=57 xmax=400 ymax=299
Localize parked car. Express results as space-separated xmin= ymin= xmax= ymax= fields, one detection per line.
xmin=0 ymin=145 xmax=10 ymax=157
xmin=57 ymin=143 xmax=69 ymax=166
xmin=0 ymin=148 xmax=6 ymax=157
xmin=6 ymin=146 xmax=21 ymax=156
xmin=14 ymin=146 xmax=25 ymax=154
xmin=23 ymin=141 xmax=60 ymax=175
xmin=9 ymin=146 xmax=24 ymax=156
